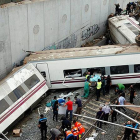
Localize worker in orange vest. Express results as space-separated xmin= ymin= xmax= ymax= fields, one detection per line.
xmin=64 ymin=128 xmax=74 ymax=140
xmin=71 ymin=126 xmax=79 ymax=140
xmin=73 ymin=120 xmax=85 ymax=135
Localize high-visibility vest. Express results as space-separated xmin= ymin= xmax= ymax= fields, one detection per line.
xmin=86 ymin=75 xmax=89 ymax=79
xmin=97 ymin=82 xmax=102 ymax=89
xmin=74 ymin=122 xmax=85 ymax=134
xmin=66 ymin=130 xmax=73 ymax=137
xmin=71 ymin=127 xmax=78 ymax=133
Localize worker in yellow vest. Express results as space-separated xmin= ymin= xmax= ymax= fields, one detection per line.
xmin=96 ymin=79 xmax=102 ymax=101
xmin=85 ymin=72 xmax=90 ymax=80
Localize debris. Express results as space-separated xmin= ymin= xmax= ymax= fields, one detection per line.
xmin=59 ymin=92 xmax=73 ymax=98
xmin=12 ymin=129 xmax=22 ymax=137
xmin=44 ymin=107 xmax=50 ymax=113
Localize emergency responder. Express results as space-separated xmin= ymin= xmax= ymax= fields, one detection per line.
xmin=64 ymin=128 xmax=74 ymax=140
xmin=71 ymin=126 xmax=79 ymax=140
xmin=129 ymin=85 xmax=135 ymax=104
xmin=86 ymin=71 xmax=90 ymax=80
xmin=123 ymin=121 xmax=133 ymax=140
xmin=96 ymin=79 xmax=102 ymax=101
xmin=61 ymin=116 xmax=71 ymax=133
xmin=132 ymin=122 xmax=139 ymax=140
xmin=82 ymin=76 xmax=91 ymax=98
xmin=116 ymin=83 xmax=125 ymax=97
xmin=73 ymin=120 xmax=85 ymax=135
xmin=38 ymin=114 xmax=47 ymax=140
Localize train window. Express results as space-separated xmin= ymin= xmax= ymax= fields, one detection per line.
xmin=64 ymin=69 xmax=82 ymax=78
xmin=83 ymin=67 xmax=105 ymax=76
xmin=24 ymin=74 xmax=40 ymax=89
xmin=134 ymin=64 xmax=140 ymax=73
xmin=8 ymin=86 xmax=26 ymax=102
xmin=0 ymin=99 xmax=9 ymax=114
xmin=110 ymin=65 xmax=129 ymax=74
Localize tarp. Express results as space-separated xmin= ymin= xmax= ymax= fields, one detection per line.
xmin=90 ymin=75 xmax=101 ymax=82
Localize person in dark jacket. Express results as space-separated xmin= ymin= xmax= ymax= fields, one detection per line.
xmin=111 ymin=100 xmax=118 ymax=122
xmin=61 ymin=116 xmax=71 ymax=131
xmin=132 ymin=122 xmax=139 ymax=140
xmin=38 ymin=114 xmax=47 ymax=140
xmin=129 ymin=85 xmax=135 ymax=104
xmin=106 ymin=75 xmax=111 ymax=94
xmin=53 ymin=100 xmax=59 ymax=121
xmin=123 ymin=121 xmax=133 ymax=140
xmin=101 ymin=76 xmax=105 ymax=96
xmin=96 ymin=107 xmax=105 ymax=128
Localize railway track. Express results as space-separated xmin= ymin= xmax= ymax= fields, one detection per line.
xmin=77 ymin=88 xmax=140 ymax=140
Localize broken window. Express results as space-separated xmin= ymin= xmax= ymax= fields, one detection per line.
xmin=110 ymin=65 xmax=129 ymax=75
xmin=83 ymin=67 xmax=105 ymax=76
xmin=0 ymin=99 xmax=9 ymax=114
xmin=64 ymin=69 xmax=82 ymax=78
xmin=134 ymin=64 xmax=140 ymax=73
xmin=24 ymin=74 xmax=40 ymax=89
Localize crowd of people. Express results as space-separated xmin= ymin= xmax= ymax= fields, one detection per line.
xmin=38 ymin=95 xmax=84 ymax=140
xmin=38 ymin=71 xmax=139 ymax=140
xmin=114 ymin=2 xmax=137 ymax=16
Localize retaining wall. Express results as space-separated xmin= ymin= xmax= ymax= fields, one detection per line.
xmin=0 ymin=0 xmax=135 ymax=79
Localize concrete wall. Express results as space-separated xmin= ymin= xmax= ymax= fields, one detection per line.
xmin=0 ymin=0 xmax=136 ymax=79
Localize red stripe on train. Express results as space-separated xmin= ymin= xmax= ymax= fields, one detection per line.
xmin=0 ymin=81 xmax=46 ymax=123
xmin=51 ymin=75 xmax=140 ymax=84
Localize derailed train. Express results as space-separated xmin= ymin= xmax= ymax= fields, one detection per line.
xmin=1 ymin=44 xmax=140 ymax=132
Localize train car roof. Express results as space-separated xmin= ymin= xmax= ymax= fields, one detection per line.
xmin=24 ymin=44 xmax=140 ymax=63
xmin=108 ymin=15 xmax=140 ymax=43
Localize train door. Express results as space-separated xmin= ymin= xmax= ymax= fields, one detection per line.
xmin=36 ymin=63 xmax=51 ymax=88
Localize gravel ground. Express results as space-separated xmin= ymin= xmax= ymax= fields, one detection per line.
xmin=5 ymin=85 xmax=140 ymax=140
xmin=6 ymin=88 xmax=85 ymax=140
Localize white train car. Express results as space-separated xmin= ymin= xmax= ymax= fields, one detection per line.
xmin=0 ymin=63 xmax=48 ymax=133
xmin=108 ymin=15 xmax=140 ymax=44
xmin=24 ymin=44 xmax=140 ymax=89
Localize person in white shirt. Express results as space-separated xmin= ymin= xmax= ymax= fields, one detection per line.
xmin=102 ymin=102 xmax=111 ymax=124
xmin=118 ymin=93 xmax=126 ymax=112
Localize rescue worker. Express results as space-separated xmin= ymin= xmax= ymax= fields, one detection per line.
xmin=61 ymin=116 xmax=71 ymax=132
xmin=71 ymin=126 xmax=79 ymax=140
xmin=86 ymin=71 xmax=90 ymax=80
xmin=64 ymin=128 xmax=74 ymax=140
xmin=116 ymin=83 xmax=125 ymax=97
xmin=96 ymin=79 xmax=102 ymax=101
xmin=123 ymin=121 xmax=133 ymax=140
xmin=82 ymin=76 xmax=91 ymax=98
xmin=73 ymin=120 xmax=85 ymax=135
xmin=132 ymin=122 xmax=139 ymax=140
xmin=38 ymin=114 xmax=47 ymax=140
xmin=129 ymin=85 xmax=135 ymax=104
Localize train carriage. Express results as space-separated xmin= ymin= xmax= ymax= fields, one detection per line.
xmin=24 ymin=44 xmax=140 ymax=89
xmin=0 ymin=63 xmax=49 ymax=133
